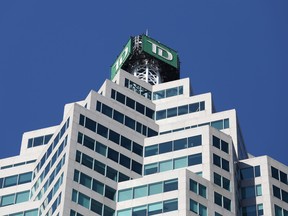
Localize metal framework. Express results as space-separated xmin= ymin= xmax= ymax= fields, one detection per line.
xmin=132 ymin=60 xmax=161 ymax=85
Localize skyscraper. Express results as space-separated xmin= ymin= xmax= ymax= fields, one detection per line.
xmin=0 ymin=34 xmax=287 ymax=216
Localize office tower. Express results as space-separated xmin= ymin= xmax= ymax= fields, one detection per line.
xmin=0 ymin=34 xmax=288 ymax=216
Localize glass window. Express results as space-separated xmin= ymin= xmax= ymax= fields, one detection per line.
xmin=223 ymin=197 xmax=231 ymax=211
xmin=188 ymin=135 xmax=202 ymax=147
xmin=257 ymin=204 xmax=264 ymax=216
xmin=106 ymin=167 xmax=118 ymax=181
xmin=148 ymin=202 xmax=163 ymax=215
xmin=167 ymin=107 xmax=177 ymax=118
xmin=96 ymin=141 xmax=107 ymax=157
xmin=159 ymin=160 xmax=172 ymax=172
xmin=275 ymin=205 xmax=282 ymax=216
xmin=103 ymin=205 xmax=115 ymax=216
xmin=92 ymin=179 xmax=104 ymax=195
xmin=280 ymin=171 xmax=287 ymax=184
xmin=159 ymin=141 xmax=172 ymax=154
xmin=24 ymin=209 xmax=38 ymax=216
xmin=91 ymin=199 xmax=102 ymax=215
xmin=272 ymin=166 xmax=279 ymax=180
xmin=256 ymin=184 xmax=262 ymax=196
xmin=94 ymin=160 xmax=105 ymax=175
xmin=224 ymin=118 xmax=229 ymax=128
xmin=163 ymin=199 xmax=178 ymax=212
xmin=223 ymin=177 xmax=230 ymax=191
xmin=120 ymin=136 xmax=132 ymax=150
xmin=85 ymin=118 xmax=96 ymax=132
xmin=125 ymin=116 xmax=135 ymax=130
xmin=144 ymin=163 xmax=158 ymax=175
xmin=77 ymin=132 xmax=83 ymax=143
xmin=166 ymin=87 xmax=178 ymax=97
xmin=133 ymin=205 xmax=147 ymax=216
xmin=133 ymin=142 xmax=143 ymax=156
xmin=153 ymin=90 xmax=165 ymax=100
xmin=111 ymin=89 xmax=116 ymax=99
xmin=174 ymin=138 xmax=187 ymax=151
xmin=199 ymin=184 xmax=207 ymax=198
xmin=82 ymin=154 xmax=93 ymax=169
xmin=199 ymin=204 xmax=207 ymax=216
xmin=188 ymin=153 xmax=202 ymax=166
xmin=273 ymin=185 xmax=281 ymax=199
xmin=4 ymin=175 xmax=18 ymax=187
xmin=126 ymin=97 xmax=135 ymax=109
xmin=145 ymin=107 xmax=154 ymax=119
xmin=109 ymin=130 xmax=120 ymax=144
xmin=108 ymin=148 xmax=119 ymax=163
xmin=164 ymin=179 xmax=178 ymax=192
xmin=116 ymin=92 xmax=125 ymax=104
xmin=33 ymin=136 xmax=44 ymax=147
xmin=96 ymin=101 xmax=102 ymax=112
xmin=156 ymin=110 xmax=166 ymax=120
xmin=18 ymin=172 xmax=32 ymax=184
xmin=189 ymin=103 xmax=200 ymax=112
xmin=118 ymin=189 xmax=132 ymax=202
xmin=102 ymin=104 xmax=113 ymax=117
xmin=105 ymin=186 xmax=116 ymax=201
xmin=83 ymin=135 xmax=95 ymax=151
xmin=211 ymin=120 xmax=223 ymax=130
xmin=190 ymin=179 xmax=198 ymax=193
xmin=120 ymin=154 xmax=131 ymax=169
xmin=241 ymin=167 xmax=254 ymax=179
xmin=222 ymin=158 xmax=230 ymax=172
xmin=113 ymin=110 xmax=124 ymax=124
xmin=213 ymin=136 xmax=221 ymax=149
xmin=174 ymin=156 xmax=187 ymax=169
xmin=214 ymin=173 xmax=222 ymax=187
xmin=255 ymin=165 xmax=261 ymax=177
xmin=132 ymin=161 xmax=142 ymax=175
xmin=134 ymin=185 xmax=147 ymax=198
xmin=1 ymin=194 xmax=15 ymax=206
xmin=118 ymin=173 xmax=130 ymax=182
xmin=117 ymin=209 xmax=132 ymax=216
xmin=15 ymin=191 xmax=29 ymax=203
xmin=78 ymin=192 xmax=90 ymax=209
xmin=149 ymin=182 xmax=163 ymax=195
xmin=282 ymin=190 xmax=288 ymax=203
xmin=178 ymin=105 xmax=188 ymax=115
xmin=136 ymin=102 xmax=145 ymax=114
xmin=190 ymin=199 xmax=197 ymax=213
xmin=97 ymin=124 xmax=108 ymax=138
xmin=80 ymin=173 xmax=92 ymax=188
xmin=145 ymin=145 xmax=158 ymax=157
xmin=221 ymin=140 xmax=229 ymax=153
xmin=214 ymin=192 xmax=222 ymax=206
xmin=242 ymin=186 xmax=255 ymax=198
xmin=213 ymin=154 xmax=221 ymax=167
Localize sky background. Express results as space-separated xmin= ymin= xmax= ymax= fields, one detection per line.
xmin=0 ymin=1 xmax=287 ymax=165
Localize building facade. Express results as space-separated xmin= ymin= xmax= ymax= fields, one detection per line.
xmin=0 ymin=35 xmax=288 ymax=216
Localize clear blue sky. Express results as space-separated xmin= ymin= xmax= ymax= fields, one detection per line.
xmin=0 ymin=1 xmax=287 ymax=165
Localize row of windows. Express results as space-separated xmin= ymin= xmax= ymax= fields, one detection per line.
xmin=124 ymin=78 xmax=152 ymax=100
xmin=242 ymin=184 xmax=262 ymax=199
xmin=111 ymin=89 xmax=154 ymax=119
xmin=74 ymin=169 xmax=116 ymax=201
xmin=145 ymin=134 xmax=202 ymax=157
xmin=34 ymin=118 xmax=69 ymax=177
xmin=27 ymin=133 xmax=53 ymax=148
xmin=160 ymin=118 xmax=230 ymax=135
xmin=0 ymin=159 xmax=36 ymax=170
xmin=0 ymin=172 xmax=32 ymax=189
xmin=275 ymin=204 xmax=288 ymax=216
xmin=144 ymin=153 xmax=202 ymax=175
xmin=4 ymin=209 xmax=38 ymax=216
xmin=33 ymin=154 xmax=66 ymax=200
xmin=32 ymin=136 xmax=67 ymax=195
xmin=78 ymin=132 xmax=142 ymax=174
xmin=190 ymin=199 xmax=208 ymax=216
xmin=75 ymin=150 xmax=130 ymax=182
xmin=153 ymin=85 xmax=183 ymax=101
xmin=213 ymin=154 xmax=230 ymax=172
xmin=45 ymin=193 xmax=61 ymax=216
xmin=240 ymin=166 xmax=261 ymax=180
xmin=273 ymin=185 xmax=288 ymax=203
xmin=214 ymin=192 xmax=231 ymax=211
xmin=190 ymin=179 xmax=207 ymax=198
xmin=213 ymin=136 xmax=229 ymax=153
xmin=242 ymin=204 xmax=264 ymax=216
xmin=214 ymin=172 xmax=230 ymax=191
xmin=118 ymin=178 xmax=178 ymax=202
xmin=96 ymin=101 xmax=158 ymax=137
xmin=155 ymin=101 xmax=205 ymax=120
xmin=117 ymin=198 xmax=178 ymax=216
xmin=0 ymin=190 xmax=30 ymax=207
xmin=39 ymin=174 xmax=63 ymax=215
xmin=72 ymin=189 xmax=114 ymax=216
xmin=79 ymin=114 xmax=143 ymax=156
xmin=271 ymin=166 xmax=288 ymax=184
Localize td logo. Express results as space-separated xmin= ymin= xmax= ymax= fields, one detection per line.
xmin=146 ymin=40 xmax=173 ymax=61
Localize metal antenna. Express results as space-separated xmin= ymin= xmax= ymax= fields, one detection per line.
xmin=145 ymin=29 xmax=149 ymax=36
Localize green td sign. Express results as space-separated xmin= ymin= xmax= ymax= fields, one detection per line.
xmin=142 ymin=35 xmax=178 ymax=69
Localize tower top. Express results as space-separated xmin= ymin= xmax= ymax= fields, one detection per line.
xmin=111 ymin=34 xmax=180 ymax=85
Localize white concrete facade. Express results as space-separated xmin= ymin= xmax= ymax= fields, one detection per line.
xmin=0 ymin=69 xmax=288 ymax=216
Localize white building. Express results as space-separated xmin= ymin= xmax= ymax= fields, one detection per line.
xmin=0 ymin=35 xmax=288 ymax=216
